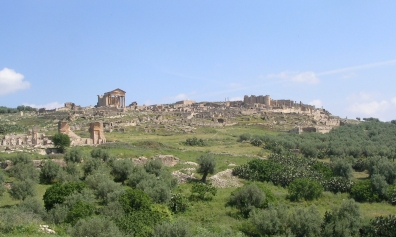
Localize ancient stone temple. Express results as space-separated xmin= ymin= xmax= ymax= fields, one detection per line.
xmin=97 ymin=88 xmax=126 ymax=108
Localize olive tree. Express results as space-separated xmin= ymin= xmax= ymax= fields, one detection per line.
xmin=228 ymin=183 xmax=266 ymax=217
xmin=196 ymin=153 xmax=216 ymax=183
xmin=52 ymin=133 xmax=71 ymax=153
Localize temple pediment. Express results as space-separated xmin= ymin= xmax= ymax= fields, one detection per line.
xmin=104 ymin=88 xmax=126 ymax=96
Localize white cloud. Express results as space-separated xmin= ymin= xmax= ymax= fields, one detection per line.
xmin=229 ymin=96 xmax=243 ymax=101
xmin=267 ymin=71 xmax=319 ymax=84
xmin=0 ymin=68 xmax=30 ymax=96
xmin=24 ymin=102 xmax=63 ymax=110
xmin=291 ymin=71 xmax=319 ymax=84
xmin=342 ymin=72 xmax=357 ymax=79
xmin=173 ymin=93 xmax=188 ymax=101
xmin=162 ymin=93 xmax=196 ymax=104
xmin=309 ymin=99 xmax=323 ymax=108
xmin=348 ymin=100 xmax=390 ymax=116
xmin=345 ymin=92 xmax=396 ymax=121
xmin=391 ymin=97 xmax=396 ymax=105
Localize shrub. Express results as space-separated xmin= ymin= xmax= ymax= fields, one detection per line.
xmin=350 ymin=179 xmax=379 ymax=202
xmin=388 ymin=186 xmax=396 ymax=205
xmin=367 ymin=214 xmax=396 ymax=237
xmin=137 ymin=178 xmax=172 ymax=204
xmin=118 ymin=188 xmax=152 ymax=213
xmin=0 ymin=171 xmax=6 ymax=196
xmin=64 ymin=147 xmax=84 ymax=163
xmin=69 ymin=216 xmax=124 ymax=237
xmin=82 ymin=157 xmax=102 ymax=177
xmin=65 ymin=201 xmax=96 ymax=224
xmin=196 ymin=153 xmax=216 ymax=183
xmin=8 ymin=161 xmax=39 ymax=182
xmin=321 ymin=199 xmax=361 ymax=237
xmin=190 ymin=183 xmax=217 ymax=201
xmin=288 ymin=205 xmax=322 ymax=237
xmin=323 ymin=177 xmax=354 ymax=193
xmin=0 ymin=207 xmax=42 ymax=234
xmin=332 ymin=159 xmax=353 ymax=179
xmin=169 ymin=193 xmax=189 ymax=213
xmin=371 ymin=174 xmax=389 ymax=200
xmin=111 ymin=159 xmax=135 ymax=183
xmin=183 ymin=137 xmax=206 ymax=146
xmin=90 ymin=148 xmax=110 ymax=162
xmin=154 ymin=219 xmax=192 ymax=237
xmin=228 ymin=183 xmax=266 ymax=217
xmin=40 ymin=160 xmax=60 ymax=184
xmin=288 ymin=178 xmax=323 ymax=201
xmin=52 ymin=133 xmax=71 ymax=153
xmin=144 ymin=159 xmax=163 ymax=176
xmin=238 ymin=133 xmax=251 ymax=142
xmin=43 ymin=182 xmax=87 ymax=210
xmin=248 ymin=205 xmax=288 ymax=236
xmin=18 ymin=197 xmax=45 ymax=217
xmin=367 ymin=156 xmax=396 ymax=184
xmin=9 ymin=179 xmax=36 ymax=200
xmin=86 ymin=173 xmax=122 ymax=203
xmin=250 ymin=138 xmax=263 ymax=147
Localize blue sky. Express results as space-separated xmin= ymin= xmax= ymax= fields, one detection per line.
xmin=1 ymin=1 xmax=396 ymax=121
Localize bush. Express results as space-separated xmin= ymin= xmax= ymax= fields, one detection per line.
xmin=154 ymin=219 xmax=192 ymax=237
xmin=8 ymin=160 xmax=39 ymax=182
xmin=111 ymin=159 xmax=135 ymax=183
xmin=371 ymin=174 xmax=389 ymax=200
xmin=288 ymin=178 xmax=323 ymax=201
xmin=388 ymin=186 xmax=396 ymax=205
xmin=43 ymin=182 xmax=87 ymax=210
xmin=65 ymin=201 xmax=96 ymax=224
xmin=350 ymin=179 xmax=379 ymax=202
xmin=82 ymin=157 xmax=102 ymax=177
xmin=238 ymin=133 xmax=251 ymax=142
xmin=183 ymin=137 xmax=206 ymax=146
xmin=69 ymin=216 xmax=124 ymax=237
xmin=52 ymin=133 xmax=71 ymax=153
xmin=196 ymin=153 xmax=216 ymax=183
xmin=248 ymin=205 xmax=288 ymax=236
xmin=288 ymin=205 xmax=322 ymax=237
xmin=9 ymin=179 xmax=36 ymax=200
xmin=0 ymin=207 xmax=42 ymax=234
xmin=169 ymin=193 xmax=189 ymax=213
xmin=90 ymin=148 xmax=110 ymax=162
xmin=64 ymin=147 xmax=84 ymax=163
xmin=0 ymin=171 xmax=6 ymax=196
xmin=144 ymin=159 xmax=163 ymax=176
xmin=322 ymin=199 xmax=361 ymax=237
xmin=137 ymin=178 xmax=172 ymax=204
xmin=323 ymin=177 xmax=354 ymax=193
xmin=367 ymin=156 xmax=396 ymax=184
xmin=40 ymin=160 xmax=60 ymax=184
xmin=332 ymin=159 xmax=353 ymax=179
xmin=228 ymin=183 xmax=266 ymax=217
xmin=18 ymin=197 xmax=45 ymax=217
xmin=190 ymin=183 xmax=217 ymax=201
xmin=86 ymin=172 xmax=122 ymax=203
xmin=118 ymin=188 xmax=152 ymax=213
xmin=366 ymin=214 xmax=396 ymax=237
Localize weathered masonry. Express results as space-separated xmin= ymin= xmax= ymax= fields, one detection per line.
xmin=97 ymin=88 xmax=126 ymax=108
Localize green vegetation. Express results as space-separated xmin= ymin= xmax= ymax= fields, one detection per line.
xmin=52 ymin=133 xmax=71 ymax=153
xmin=1 ymin=115 xmax=396 ymax=236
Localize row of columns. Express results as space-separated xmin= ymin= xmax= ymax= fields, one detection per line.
xmin=106 ymin=96 xmax=126 ymax=108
